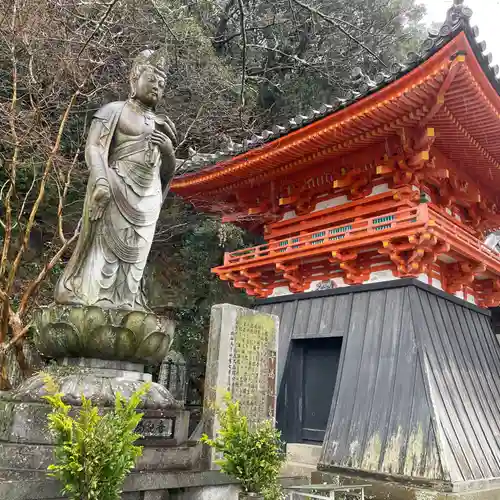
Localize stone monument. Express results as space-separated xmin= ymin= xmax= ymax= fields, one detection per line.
xmin=204 ymin=304 xmax=279 ymax=469
xmin=0 ymin=50 xmax=192 ymax=477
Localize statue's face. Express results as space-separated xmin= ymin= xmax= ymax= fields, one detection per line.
xmin=135 ymin=69 xmax=165 ymax=107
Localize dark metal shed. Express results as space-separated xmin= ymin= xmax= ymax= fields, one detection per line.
xmin=256 ymin=279 xmax=500 ymax=488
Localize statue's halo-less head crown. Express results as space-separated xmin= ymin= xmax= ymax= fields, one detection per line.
xmin=130 ymin=49 xmax=167 ymax=98
xmin=132 ymin=49 xmax=167 ymax=78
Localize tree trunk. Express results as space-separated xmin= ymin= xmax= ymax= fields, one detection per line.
xmin=0 ymin=351 xmax=12 ymax=390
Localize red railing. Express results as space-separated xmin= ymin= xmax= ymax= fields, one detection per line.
xmin=217 ymin=204 xmax=500 ymax=275
xmin=429 ymin=210 xmax=500 ymax=273
xmin=221 ymin=205 xmax=428 ymax=268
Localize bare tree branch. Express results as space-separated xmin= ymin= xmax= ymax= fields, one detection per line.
xmin=237 ymin=0 xmax=247 ymax=111
xmin=176 ymin=104 xmax=205 ymax=152
xmin=18 ymin=224 xmax=81 ymax=317
xmin=5 ymin=90 xmax=80 ymax=299
xmin=77 ymin=0 xmax=121 ymax=60
xmin=14 ymin=163 xmax=38 ymax=230
xmin=0 ymin=0 xmax=19 ymax=280
xmin=290 ymin=0 xmax=388 ymax=68
xmin=151 ymin=0 xmax=179 ymax=43
xmin=212 ymin=22 xmax=287 ymax=45
xmin=58 ymin=148 xmax=80 ymax=245
xmin=247 ymin=43 xmax=341 ymax=86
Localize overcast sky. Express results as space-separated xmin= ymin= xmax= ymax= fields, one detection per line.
xmin=422 ymin=0 xmax=500 ymax=64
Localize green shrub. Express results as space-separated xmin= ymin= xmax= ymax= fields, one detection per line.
xmin=43 ymin=376 xmax=150 ymax=500
xmin=201 ymin=393 xmax=286 ymax=499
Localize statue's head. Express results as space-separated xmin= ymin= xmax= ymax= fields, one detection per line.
xmin=130 ymin=50 xmax=167 ymax=108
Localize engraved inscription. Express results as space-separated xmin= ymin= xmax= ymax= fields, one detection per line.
xmin=136 ymin=417 xmax=174 ymax=439
xmin=230 ymin=314 xmax=277 ymax=426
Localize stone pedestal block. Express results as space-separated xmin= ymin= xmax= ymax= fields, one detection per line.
xmin=143 ymin=492 xmax=170 ymax=500
xmin=0 ymin=469 xmax=237 ymax=500
xmin=171 ymin=485 xmax=240 ymax=500
xmin=0 ymin=357 xmax=191 ymax=473
xmin=0 ymin=398 xmax=189 ymax=447
xmin=0 ymin=441 xmax=195 ymax=472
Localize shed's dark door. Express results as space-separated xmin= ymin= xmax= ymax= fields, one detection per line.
xmin=300 ymin=338 xmax=342 ymax=442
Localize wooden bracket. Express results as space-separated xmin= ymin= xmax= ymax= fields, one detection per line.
xmin=330 ymin=250 xmax=369 ymax=284
xmin=475 ymin=279 xmax=500 ymax=307
xmin=276 ymin=262 xmax=306 ymax=293
xmin=333 ymin=167 xmax=374 ymax=200
xmin=445 ymin=261 xmax=485 ymax=294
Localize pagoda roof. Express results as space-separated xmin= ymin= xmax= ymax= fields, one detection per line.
xmin=171 ymin=1 xmax=500 ymax=201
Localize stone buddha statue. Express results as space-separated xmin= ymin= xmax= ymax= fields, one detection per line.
xmin=54 ymin=50 xmax=177 ymax=311
xmin=10 ymin=51 xmax=184 ymax=416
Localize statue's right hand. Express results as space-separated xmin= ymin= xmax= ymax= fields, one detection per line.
xmin=89 ymin=182 xmax=111 ymax=221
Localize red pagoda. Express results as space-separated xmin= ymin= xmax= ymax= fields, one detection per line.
xmin=173 ymin=1 xmax=500 ymax=497
xmin=172 ymin=1 xmax=500 ymax=308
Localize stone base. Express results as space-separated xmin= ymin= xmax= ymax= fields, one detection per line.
xmin=0 ymin=357 xmax=192 ymax=474
xmin=312 ymin=470 xmax=500 ymax=499
xmin=4 ymin=357 xmax=182 ymax=409
xmin=0 ymin=469 xmax=236 ymax=500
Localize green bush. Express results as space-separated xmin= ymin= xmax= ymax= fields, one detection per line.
xmin=201 ymin=394 xmax=286 ymax=499
xmin=43 ymin=376 xmax=150 ymax=500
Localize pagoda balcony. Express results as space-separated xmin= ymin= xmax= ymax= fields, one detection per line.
xmin=213 ymin=204 xmax=500 ymax=299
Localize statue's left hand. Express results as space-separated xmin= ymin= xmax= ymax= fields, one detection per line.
xmin=151 ymin=130 xmax=174 ymax=156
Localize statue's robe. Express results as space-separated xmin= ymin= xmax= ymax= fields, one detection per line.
xmin=55 ymin=101 xmax=165 ymax=311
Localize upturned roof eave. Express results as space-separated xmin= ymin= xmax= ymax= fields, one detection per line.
xmin=171 ymin=35 xmax=461 ymax=194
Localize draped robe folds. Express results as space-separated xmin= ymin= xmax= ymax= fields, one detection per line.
xmin=55 ymin=101 xmax=165 ymax=311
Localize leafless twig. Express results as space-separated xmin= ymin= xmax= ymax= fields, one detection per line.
xmin=58 ymin=148 xmax=80 ymax=244
xmin=77 ymin=0 xmax=121 ymax=60
xmin=176 ymin=105 xmax=205 ymax=152
xmin=151 ymin=0 xmax=179 ymax=43
xmin=247 ymin=43 xmax=340 ymax=86
xmin=290 ymin=0 xmax=388 ymax=68
xmin=237 ymin=0 xmax=247 ymax=115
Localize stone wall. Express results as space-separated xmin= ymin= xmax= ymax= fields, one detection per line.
xmin=0 ymin=470 xmax=240 ymax=500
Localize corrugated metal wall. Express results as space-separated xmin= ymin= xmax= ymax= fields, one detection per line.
xmin=256 ymin=282 xmax=500 ymax=483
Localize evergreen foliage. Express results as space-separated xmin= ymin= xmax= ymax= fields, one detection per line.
xmin=201 ymin=393 xmax=286 ymax=499
xmin=43 ymin=376 xmax=149 ymax=500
